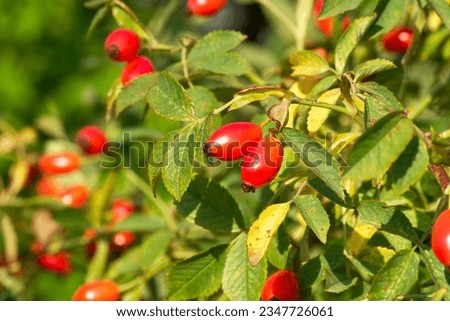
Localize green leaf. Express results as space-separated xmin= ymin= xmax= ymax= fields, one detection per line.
xmin=368 ymin=0 xmax=407 ymax=38
xmin=116 ymin=73 xmax=158 ymax=116
xmin=306 ymin=75 xmax=338 ymax=99
xmin=308 ymin=177 xmax=353 ymax=208
xmin=427 ymin=0 xmax=450 ymax=30
xmin=176 ymin=175 xmax=244 ymax=233
xmin=367 ymin=250 xmax=420 ymax=300
xmin=295 ymin=195 xmax=330 ymax=244
xmin=230 ymin=86 xmax=293 ymax=111
xmin=420 ymin=246 xmax=450 ymax=300
xmin=289 ymin=50 xmax=330 ymax=77
xmin=247 ymin=202 xmax=291 ymax=266
xmin=147 ymin=72 xmax=196 ymax=121
xmin=354 ymin=59 xmax=397 ymax=82
xmin=167 ymin=244 xmax=228 ymax=300
xmin=358 ymin=82 xmax=403 ymax=125
xmin=161 ymin=127 xmax=196 ymax=202
xmin=266 ymin=226 xmax=291 ymax=269
xmin=357 ymin=201 xmax=419 ymax=242
xmin=194 ymin=114 xmax=221 ymax=166
xmin=85 ymin=240 xmax=109 ymax=282
xmin=86 ymin=6 xmax=109 ymax=39
xmin=223 ymin=233 xmax=267 ymax=301
xmin=139 ymin=231 xmax=172 ymax=270
xmin=335 ymin=15 xmax=376 ymax=73
xmin=196 ymin=52 xmax=252 ymax=76
xmin=148 ymin=138 xmax=165 ymax=196
xmin=112 ymin=215 xmax=166 ymax=232
xmin=188 ymin=30 xmax=246 ymax=61
xmin=325 ymin=274 xmax=358 ymax=293
xmin=343 ymin=112 xmax=414 ymax=180
xmin=87 ymin=171 xmax=117 ymax=226
xmin=320 ymin=0 xmax=364 ymax=18
xmin=386 ymin=136 xmax=429 ymax=195
xmin=187 ymin=86 xmax=219 ymax=118
xmin=111 ymin=6 xmax=147 ymax=39
xmin=282 ymin=127 xmax=345 ymax=201
xmin=106 ymin=246 xmax=142 ymax=278
xmin=299 ymin=256 xmax=325 ymax=289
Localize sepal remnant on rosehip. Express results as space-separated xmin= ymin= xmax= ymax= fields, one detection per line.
xmin=381 ymin=27 xmax=414 ymax=54
xmin=76 ymin=125 xmax=107 ymax=155
xmin=121 ymin=56 xmax=155 ymax=85
xmin=104 ymin=28 xmax=141 ymax=62
xmin=241 ymin=135 xmax=283 ymax=193
xmin=431 ymin=209 xmax=450 ymax=267
xmin=261 ymin=270 xmax=300 ymax=301
xmin=187 ymin=0 xmax=227 ymax=16
xmin=203 ymin=122 xmax=262 ymax=161
xmin=72 ymin=279 xmax=120 ymax=301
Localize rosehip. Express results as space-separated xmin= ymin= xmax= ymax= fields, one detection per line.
xmin=104 ymin=28 xmax=140 ymax=62
xmin=241 ymin=135 xmax=283 ymax=193
xmin=203 ymin=122 xmax=262 ymax=161
xmin=121 ymin=56 xmax=155 ymax=86
xmin=111 ymin=231 xmax=135 ymax=250
xmin=431 ymin=209 xmax=450 ymax=266
xmin=187 ymin=0 xmax=227 ymax=16
xmin=313 ymin=0 xmax=350 ymax=37
xmin=381 ymin=27 xmax=414 ymax=54
xmin=38 ymin=151 xmax=81 ymax=175
xmin=261 ymin=270 xmax=300 ymax=301
xmin=58 ymin=184 xmax=89 ymax=208
xmin=36 ymin=176 xmax=62 ymax=197
xmin=76 ymin=125 xmax=107 ymax=155
xmin=111 ymin=198 xmax=135 ymax=223
xmin=36 ymin=251 xmax=71 ymax=274
xmin=72 ymin=279 xmax=120 ymax=301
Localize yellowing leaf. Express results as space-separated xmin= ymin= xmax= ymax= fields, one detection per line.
xmin=247 ymin=202 xmax=291 ymax=267
xmin=307 ymin=88 xmax=340 ymax=133
xmin=350 ymin=221 xmax=377 ymax=256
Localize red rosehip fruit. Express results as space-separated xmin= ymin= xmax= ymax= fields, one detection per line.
xmin=76 ymin=126 xmax=107 ymax=155
xmin=36 ymin=251 xmax=71 ymax=274
xmin=104 ymin=28 xmax=140 ymax=62
xmin=187 ymin=0 xmax=227 ymax=16
xmin=38 ymin=151 xmax=81 ymax=175
xmin=261 ymin=270 xmax=300 ymax=301
xmin=381 ymin=27 xmax=414 ymax=54
xmin=111 ymin=231 xmax=135 ymax=250
xmin=58 ymin=184 xmax=89 ymax=208
xmin=241 ymin=135 xmax=283 ymax=193
xmin=36 ymin=176 xmax=62 ymax=197
xmin=121 ymin=56 xmax=155 ymax=86
xmin=203 ymin=122 xmax=263 ymax=161
xmin=313 ymin=0 xmax=350 ymax=37
xmin=72 ymin=279 xmax=120 ymax=301
xmin=431 ymin=209 xmax=450 ymax=266
xmin=111 ymin=198 xmax=135 ymax=223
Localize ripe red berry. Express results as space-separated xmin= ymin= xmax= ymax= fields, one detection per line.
xmin=111 ymin=198 xmax=135 ymax=223
xmin=72 ymin=279 xmax=120 ymax=301
xmin=261 ymin=270 xmax=300 ymax=301
xmin=203 ymin=122 xmax=263 ymax=161
xmin=187 ymin=0 xmax=227 ymax=16
xmin=121 ymin=56 xmax=155 ymax=86
xmin=381 ymin=27 xmax=414 ymax=54
xmin=431 ymin=209 xmax=450 ymax=266
xmin=58 ymin=184 xmax=89 ymax=208
xmin=241 ymin=135 xmax=283 ymax=193
xmin=104 ymin=28 xmax=140 ymax=62
xmin=36 ymin=176 xmax=62 ymax=197
xmin=36 ymin=251 xmax=71 ymax=274
xmin=38 ymin=151 xmax=81 ymax=175
xmin=313 ymin=0 xmax=350 ymax=37
xmin=111 ymin=231 xmax=135 ymax=250
xmin=76 ymin=126 xmax=107 ymax=155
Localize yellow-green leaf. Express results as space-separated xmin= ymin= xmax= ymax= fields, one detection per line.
xmin=307 ymin=88 xmax=340 ymax=133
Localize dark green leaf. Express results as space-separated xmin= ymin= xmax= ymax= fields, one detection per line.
xmin=147 ymin=72 xmax=196 ymax=121
xmin=320 ymin=0 xmax=364 ymax=18
xmin=354 ymin=59 xmax=397 ymax=82
xmin=386 ymin=136 xmax=429 ymax=195
xmin=420 ymin=246 xmax=450 ymax=300
xmin=427 ymin=0 xmax=450 ymax=30
xmin=335 ymin=15 xmax=376 ymax=73
xmin=188 ymin=30 xmax=246 ymax=61
xmin=299 ymin=256 xmax=325 ymax=289
xmin=344 ymin=112 xmax=414 ymax=180
xmin=188 ymin=86 xmax=219 ymax=118
xmin=266 ymin=226 xmax=291 ymax=269
xmin=86 ymin=6 xmax=109 ymax=39
xmin=368 ymin=250 xmax=420 ymax=300
xmin=308 ymin=177 xmax=353 ymax=208
xmin=223 ymin=233 xmax=267 ymax=300
xmin=368 ymin=0 xmax=407 ymax=38
xmin=325 ymin=273 xmax=358 ymax=293
xmin=176 ymin=175 xmax=244 ymax=233
xmin=116 ymin=73 xmax=158 ymax=116
xmin=295 ymin=195 xmax=330 ymax=243
xmin=112 ymin=215 xmax=166 ymax=232
xmin=167 ymin=245 xmax=228 ymax=300
xmin=282 ymin=127 xmax=345 ymax=201
xmin=196 ymin=52 xmax=252 ymax=76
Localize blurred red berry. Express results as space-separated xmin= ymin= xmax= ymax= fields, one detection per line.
xmin=187 ymin=0 xmax=227 ymax=16
xmin=37 ymin=252 xmax=71 ymax=274
xmin=111 ymin=198 xmax=135 ymax=223
xmin=104 ymin=28 xmax=140 ymax=62
xmin=111 ymin=231 xmax=135 ymax=250
xmin=76 ymin=125 xmax=107 ymax=155
xmin=38 ymin=151 xmax=81 ymax=175
xmin=58 ymin=184 xmax=89 ymax=208
xmin=72 ymin=279 xmax=120 ymax=301
xmin=381 ymin=27 xmax=414 ymax=54
xmin=36 ymin=176 xmax=62 ymax=197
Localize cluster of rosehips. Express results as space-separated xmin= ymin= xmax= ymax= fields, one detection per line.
xmin=104 ymin=29 xmax=155 ymax=86
xmin=431 ymin=209 xmax=450 ymax=268
xmin=203 ymin=122 xmax=284 ymax=193
xmin=35 ymin=125 xmax=107 ymax=208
